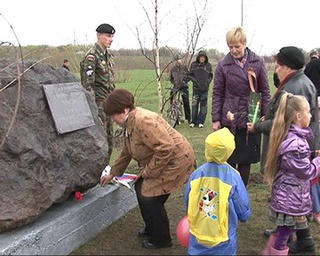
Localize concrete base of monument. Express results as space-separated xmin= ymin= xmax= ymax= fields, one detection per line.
xmin=0 ymin=184 xmax=138 ymax=255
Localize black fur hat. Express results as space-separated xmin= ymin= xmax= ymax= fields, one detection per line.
xmin=276 ymin=46 xmax=305 ymax=70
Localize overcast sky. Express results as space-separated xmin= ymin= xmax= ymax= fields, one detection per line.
xmin=1 ymin=0 xmax=319 ymax=55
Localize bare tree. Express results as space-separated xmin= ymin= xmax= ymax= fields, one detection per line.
xmin=0 ymin=13 xmax=24 ymax=151
xmin=182 ymin=0 xmax=210 ymax=68
xmin=134 ymin=0 xmax=163 ymax=111
xmin=0 ymin=14 xmax=52 ymax=151
xmin=133 ymin=0 xmax=210 ymax=112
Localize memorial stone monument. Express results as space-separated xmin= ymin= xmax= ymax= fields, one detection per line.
xmin=0 ymin=59 xmax=109 ymax=232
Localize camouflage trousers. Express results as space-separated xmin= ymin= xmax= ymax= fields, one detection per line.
xmin=96 ymin=100 xmax=113 ymax=161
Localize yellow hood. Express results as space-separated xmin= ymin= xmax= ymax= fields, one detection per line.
xmin=205 ymin=128 xmax=235 ymax=164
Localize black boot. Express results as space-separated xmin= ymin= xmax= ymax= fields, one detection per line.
xmin=288 ymin=227 xmax=316 ymax=254
xmin=287 ymin=233 xmax=294 ymax=244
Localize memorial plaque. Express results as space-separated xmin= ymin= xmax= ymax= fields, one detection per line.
xmin=43 ymin=82 xmax=95 ymax=134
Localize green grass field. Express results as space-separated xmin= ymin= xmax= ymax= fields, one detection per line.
xmin=74 ymin=69 xmax=320 ymax=255
xmin=113 ymin=68 xmax=276 ymax=169
xmin=118 ymin=69 xmax=319 ymax=254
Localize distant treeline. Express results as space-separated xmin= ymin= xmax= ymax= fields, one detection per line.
xmin=0 ymin=44 xmax=318 ymax=74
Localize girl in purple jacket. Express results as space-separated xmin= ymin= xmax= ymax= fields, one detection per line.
xmin=263 ymin=92 xmax=320 ymax=255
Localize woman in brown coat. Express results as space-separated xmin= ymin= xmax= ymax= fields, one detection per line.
xmin=100 ymin=89 xmax=196 ymax=249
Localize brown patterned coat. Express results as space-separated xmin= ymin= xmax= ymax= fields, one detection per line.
xmin=110 ymin=107 xmax=196 ymax=197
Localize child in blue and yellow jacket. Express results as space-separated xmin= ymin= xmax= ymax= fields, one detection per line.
xmin=184 ymin=128 xmax=251 ymax=255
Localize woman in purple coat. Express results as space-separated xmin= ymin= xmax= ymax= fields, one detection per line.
xmin=211 ymin=27 xmax=270 ymax=186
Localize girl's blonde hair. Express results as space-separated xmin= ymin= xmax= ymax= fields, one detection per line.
xmin=226 ymin=27 xmax=247 ymax=45
xmin=264 ymin=91 xmax=308 ymax=184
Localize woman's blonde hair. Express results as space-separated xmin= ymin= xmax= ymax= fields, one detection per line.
xmin=264 ymin=91 xmax=308 ymax=184
xmin=226 ymin=27 xmax=247 ymax=45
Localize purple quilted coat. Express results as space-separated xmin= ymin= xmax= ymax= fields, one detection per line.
xmin=212 ymin=48 xmax=270 ymax=130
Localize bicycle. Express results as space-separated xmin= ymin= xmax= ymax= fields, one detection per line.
xmin=161 ymin=87 xmax=184 ymax=128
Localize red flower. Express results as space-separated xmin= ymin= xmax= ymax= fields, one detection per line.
xmin=75 ymin=191 xmax=83 ymax=201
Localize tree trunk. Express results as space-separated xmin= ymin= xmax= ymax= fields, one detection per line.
xmin=154 ymin=0 xmax=163 ymax=112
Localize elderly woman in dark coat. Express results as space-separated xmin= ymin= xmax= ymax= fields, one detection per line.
xmin=211 ymin=27 xmax=271 ymax=187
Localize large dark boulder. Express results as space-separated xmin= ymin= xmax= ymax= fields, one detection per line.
xmin=0 ymin=59 xmax=109 ymax=232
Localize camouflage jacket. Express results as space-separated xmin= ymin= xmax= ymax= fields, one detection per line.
xmin=80 ymin=43 xmax=115 ymax=100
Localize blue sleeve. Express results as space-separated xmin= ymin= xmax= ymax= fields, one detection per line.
xmin=232 ymin=176 xmax=251 ymax=221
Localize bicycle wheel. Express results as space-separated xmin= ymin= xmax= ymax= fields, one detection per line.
xmin=177 ymin=101 xmax=183 ymax=124
xmin=166 ymin=105 xmax=179 ymax=128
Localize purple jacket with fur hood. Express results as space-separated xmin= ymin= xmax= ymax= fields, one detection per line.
xmin=270 ymin=124 xmax=320 ymax=216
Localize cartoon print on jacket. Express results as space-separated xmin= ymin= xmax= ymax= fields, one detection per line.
xmin=199 ymin=188 xmax=219 ymax=219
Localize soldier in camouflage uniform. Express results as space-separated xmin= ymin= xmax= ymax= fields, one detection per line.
xmin=80 ymin=23 xmax=116 ymax=161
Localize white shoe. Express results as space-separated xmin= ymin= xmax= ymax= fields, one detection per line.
xmin=189 ymin=123 xmax=195 ymax=128
xmin=199 ymin=124 xmax=204 ymax=128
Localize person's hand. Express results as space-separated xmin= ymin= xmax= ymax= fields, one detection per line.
xmin=247 ymin=122 xmax=255 ymax=133
xmin=226 ymin=111 xmax=234 ymax=121
xmin=100 ymin=174 xmax=114 ymax=186
xmin=212 ymin=121 xmax=221 ymax=131
xmin=315 ymin=150 xmax=320 ymax=157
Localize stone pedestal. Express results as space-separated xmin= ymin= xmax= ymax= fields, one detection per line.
xmin=0 ymin=184 xmax=138 ymax=255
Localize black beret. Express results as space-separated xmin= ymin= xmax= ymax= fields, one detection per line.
xmin=276 ymin=46 xmax=305 ymax=70
xmin=96 ymin=23 xmax=115 ymax=34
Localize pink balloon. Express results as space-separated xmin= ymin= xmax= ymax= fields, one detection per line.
xmin=176 ymin=215 xmax=190 ymax=247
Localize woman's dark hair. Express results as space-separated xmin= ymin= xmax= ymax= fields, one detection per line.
xmin=103 ymin=89 xmax=135 ymax=115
